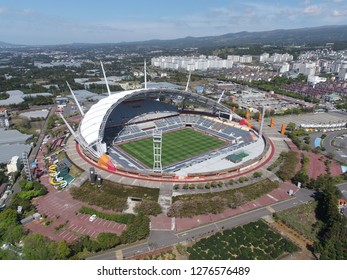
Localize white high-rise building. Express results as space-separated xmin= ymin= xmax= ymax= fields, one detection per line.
xmin=227 ymin=55 xmax=240 ymax=62
xmin=299 ymin=62 xmax=316 ymax=76
xmin=239 ymin=55 xmax=253 ymax=63
xmin=338 ymin=63 xmax=347 ymax=80
xmin=151 ymin=56 xmax=234 ymax=71
xmin=259 ymin=53 xmax=293 ymax=63
xmin=259 ymin=53 xmax=270 ymax=62
xmin=280 ymin=62 xmax=290 ymax=73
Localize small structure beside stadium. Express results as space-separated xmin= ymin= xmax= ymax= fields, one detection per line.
xmin=226 ymin=151 xmax=249 ymax=163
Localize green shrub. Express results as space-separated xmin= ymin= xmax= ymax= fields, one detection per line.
xmin=120 ymin=213 xmax=150 ymax=244
xmin=253 ymin=172 xmax=263 ymax=178
xmin=97 ymin=232 xmax=121 ymax=250
xmin=276 ymin=151 xmax=299 ymax=181
xmin=79 ymin=206 xmax=134 ymax=224
xmin=134 ymin=200 xmax=162 ymax=216
xmin=238 ymin=176 xmax=247 ymax=183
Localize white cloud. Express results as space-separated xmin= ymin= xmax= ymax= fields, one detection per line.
xmin=303 ymin=5 xmax=324 ymax=15
xmin=332 ymin=9 xmax=347 ymax=16
xmin=0 ymin=7 xmax=8 ymax=14
xmin=20 ymin=9 xmax=33 ymax=15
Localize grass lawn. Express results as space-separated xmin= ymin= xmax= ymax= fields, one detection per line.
xmin=118 ymin=128 xmax=226 ymax=167
xmin=275 ymin=201 xmax=320 ymax=242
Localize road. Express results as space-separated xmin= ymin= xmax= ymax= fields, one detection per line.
xmin=322 ymin=130 xmax=347 ymax=165
xmin=28 ymin=104 xmax=57 ymax=164
xmin=338 ymin=182 xmax=347 ymax=196
xmin=87 ymin=187 xmax=315 ymax=260
xmin=11 ymin=104 xmax=56 ymax=196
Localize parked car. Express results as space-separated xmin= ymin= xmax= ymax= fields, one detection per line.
xmin=89 ymin=214 xmax=97 ymax=222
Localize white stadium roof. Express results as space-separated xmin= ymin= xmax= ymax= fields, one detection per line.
xmin=80 ymin=89 xmax=141 ymax=146
xmin=79 ymin=88 xmax=233 ymax=148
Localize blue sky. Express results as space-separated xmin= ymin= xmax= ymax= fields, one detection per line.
xmin=0 ymin=0 xmax=347 ymax=45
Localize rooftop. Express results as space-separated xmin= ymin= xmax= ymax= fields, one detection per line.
xmin=0 ymin=144 xmax=31 ymax=164
xmin=20 ymin=110 xmax=49 ymax=119
xmin=0 ymin=128 xmax=32 ymax=145
xmin=67 ymin=89 xmax=107 ymax=102
xmin=0 ymin=90 xmax=53 ymax=105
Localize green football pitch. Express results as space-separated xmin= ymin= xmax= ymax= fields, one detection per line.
xmin=118 ymin=128 xmax=227 ymax=168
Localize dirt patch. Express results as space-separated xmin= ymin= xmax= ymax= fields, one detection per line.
xmin=266 ymin=217 xmax=315 ymax=260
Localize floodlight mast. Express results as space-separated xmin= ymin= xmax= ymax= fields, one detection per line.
xmin=185 ymin=71 xmax=191 ymax=92
xmin=259 ymin=105 xmax=266 ymax=138
xmin=100 ymin=61 xmax=111 ymax=96
xmin=217 ymin=90 xmax=225 ymax=104
xmin=66 ymin=81 xmax=84 ymax=116
xmin=153 ymin=130 xmax=162 ymax=173
xmin=144 ymin=60 xmax=147 ymax=90
xmin=58 ymin=113 xmax=77 ymax=138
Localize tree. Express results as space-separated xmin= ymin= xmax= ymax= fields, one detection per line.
xmin=292 ymin=171 xmax=309 ymax=188
xmin=0 ymin=209 xmax=19 ymax=233
xmin=238 ymin=176 xmax=247 ymax=183
xmin=0 ymin=170 xmax=8 ymax=185
xmin=97 ymin=233 xmax=121 ymax=250
xmin=314 ymin=183 xmax=347 ymax=259
xmin=47 ymin=115 xmax=56 ymax=130
xmin=286 ymin=122 xmax=296 ymax=131
xmin=0 ymin=209 xmax=22 ymax=247
xmin=23 ymin=234 xmax=59 ymax=260
xmin=120 ymin=213 xmax=150 ymax=244
xmin=3 ymin=225 xmax=24 ymax=244
xmin=253 ymin=172 xmax=263 ymax=178
xmin=57 ymin=240 xmax=71 ymax=259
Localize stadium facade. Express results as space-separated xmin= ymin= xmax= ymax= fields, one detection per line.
xmin=64 ymin=63 xmax=270 ymax=181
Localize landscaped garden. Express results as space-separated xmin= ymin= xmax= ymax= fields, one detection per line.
xmin=70 ymin=180 xmax=160 ymax=212
xmin=168 ymin=179 xmax=279 ymax=217
xmin=187 ymin=220 xmax=299 ymax=260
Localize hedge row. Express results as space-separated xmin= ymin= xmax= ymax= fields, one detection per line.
xmin=79 ymin=206 xmax=134 ymax=224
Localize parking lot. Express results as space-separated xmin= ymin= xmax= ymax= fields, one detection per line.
xmin=25 ymin=179 xmax=126 ymax=242
xmin=266 ymin=111 xmax=347 ymax=131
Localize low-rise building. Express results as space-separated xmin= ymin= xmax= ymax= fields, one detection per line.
xmin=7 ymin=156 xmax=21 ymax=174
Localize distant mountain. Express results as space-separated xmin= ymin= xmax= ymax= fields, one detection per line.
xmin=0 ymin=41 xmax=25 ymax=48
xmin=117 ymin=25 xmax=347 ymax=48
xmin=2 ymin=25 xmax=347 ymax=49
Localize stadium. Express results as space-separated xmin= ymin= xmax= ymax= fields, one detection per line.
xmin=65 ymin=65 xmax=272 ymax=183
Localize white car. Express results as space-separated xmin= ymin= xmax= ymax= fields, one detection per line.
xmin=89 ymin=214 xmax=97 ymax=222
